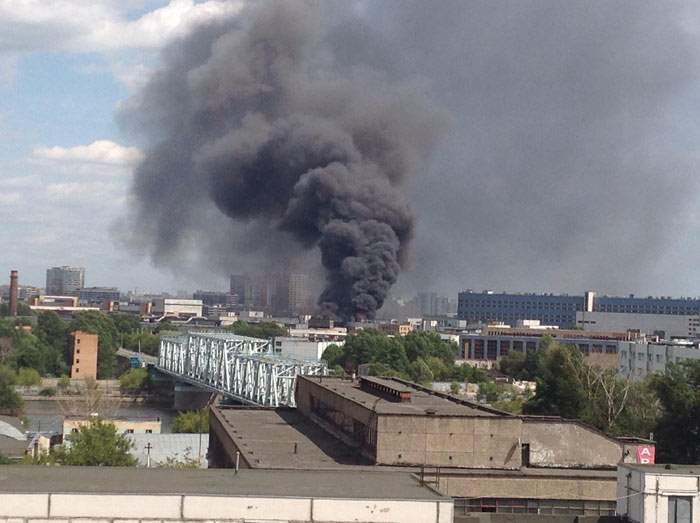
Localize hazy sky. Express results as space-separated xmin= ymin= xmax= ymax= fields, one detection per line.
xmin=3 ymin=1 xmax=700 ymax=300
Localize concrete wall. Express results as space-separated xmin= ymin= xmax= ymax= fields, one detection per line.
xmin=0 ymin=492 xmax=453 ymax=523
xmin=439 ymin=472 xmax=616 ymax=500
xmin=377 ymin=415 xmax=521 ymax=469
xmin=523 ymin=420 xmax=622 ymax=468
xmin=71 ymin=331 xmax=98 ymax=380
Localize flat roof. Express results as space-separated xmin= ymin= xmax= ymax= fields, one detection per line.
xmin=623 ymin=464 xmax=700 ymax=475
xmin=212 ymin=407 xmax=370 ymax=469
xmin=0 ymin=466 xmax=443 ymax=500
xmin=301 ymin=376 xmax=498 ymax=417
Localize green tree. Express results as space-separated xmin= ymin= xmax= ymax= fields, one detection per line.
xmin=0 ymin=365 xmax=22 ymax=415
xmin=225 ymin=321 xmax=287 ymax=339
xmin=403 ymin=331 xmax=458 ymax=365
xmin=124 ymin=330 xmax=160 ymax=356
xmin=35 ymin=311 xmax=69 ymax=362
xmin=15 ymin=367 xmax=41 ymax=386
xmin=478 ymin=380 xmax=500 ymax=403
xmin=409 ymin=358 xmax=434 ymax=385
xmin=118 ymin=368 xmax=149 ymax=392
xmin=498 ymin=351 xmax=526 ymax=379
xmin=0 ymin=452 xmax=11 ymax=464
xmin=173 ymin=409 xmax=209 ymax=433
xmin=57 ymin=420 xmax=136 ymax=466
xmin=523 ymin=342 xmax=586 ymax=419
xmin=651 ymin=360 xmax=700 ymax=463
xmin=321 ymin=344 xmax=344 ymax=367
xmin=70 ymin=311 xmax=119 ymax=378
xmin=112 ymin=314 xmax=142 ymax=337
xmin=450 ymin=381 xmax=461 ymax=394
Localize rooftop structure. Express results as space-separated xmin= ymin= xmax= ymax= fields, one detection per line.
xmin=45 ymin=266 xmax=84 ymax=296
xmin=209 ymin=407 xmax=369 ymax=469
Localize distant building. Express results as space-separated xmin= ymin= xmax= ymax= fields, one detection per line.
xmin=63 ymin=417 xmax=161 ymax=436
xmin=70 ymin=331 xmax=98 ymax=380
xmin=230 ymin=272 xmax=312 ymax=315
xmin=458 ymin=289 xmax=700 ymax=328
xmin=30 ymin=296 xmax=100 ymax=318
xmin=618 ymin=339 xmax=700 ymax=379
xmin=617 ymin=464 xmax=698 ymax=523
xmin=152 ymin=298 xmax=203 ymax=318
xmin=192 ymin=290 xmax=236 ymax=308
xmin=78 ymin=287 xmax=120 ymax=306
xmin=45 ymin=266 xmax=85 ymax=296
xmin=273 ymin=337 xmax=344 ymax=361
xmin=577 ymin=310 xmax=700 ymax=339
xmin=417 ymin=292 xmax=450 ymax=317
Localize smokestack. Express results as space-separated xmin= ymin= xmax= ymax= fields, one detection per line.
xmin=9 ymin=270 xmax=18 ymax=317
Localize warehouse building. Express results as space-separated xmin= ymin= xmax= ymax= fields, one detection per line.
xmin=210 ymin=375 xmax=655 ymax=517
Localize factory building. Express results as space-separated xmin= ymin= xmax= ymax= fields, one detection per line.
xmin=209 ymin=375 xmax=654 ymax=518
xmin=152 ymin=298 xmax=203 ymax=318
xmin=272 ymin=336 xmax=343 ymax=361
xmin=45 ymin=266 xmax=85 ymax=296
xmin=458 ymin=289 xmax=700 ymax=328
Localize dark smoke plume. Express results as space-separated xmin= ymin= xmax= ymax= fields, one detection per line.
xmin=123 ymin=1 xmax=443 ymax=319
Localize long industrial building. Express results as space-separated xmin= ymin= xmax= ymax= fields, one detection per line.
xmin=209 ymin=375 xmax=655 ymax=518
xmin=458 ymin=290 xmax=700 ymax=328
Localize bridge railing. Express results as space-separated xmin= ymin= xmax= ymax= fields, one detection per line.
xmin=158 ymin=332 xmax=327 ymax=407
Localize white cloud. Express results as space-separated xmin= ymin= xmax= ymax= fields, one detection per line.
xmin=0 ymin=0 xmax=243 ymax=53
xmin=32 ymin=140 xmax=143 ymax=166
xmin=0 ymin=192 xmax=21 ymax=205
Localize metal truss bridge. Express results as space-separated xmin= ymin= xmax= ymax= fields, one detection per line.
xmin=157 ymin=332 xmax=327 ymax=407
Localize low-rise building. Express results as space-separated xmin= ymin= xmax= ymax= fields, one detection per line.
xmin=272 ymin=336 xmax=343 ymax=361
xmin=617 ymin=464 xmax=699 ymax=523
xmin=0 ymin=415 xmax=26 ymax=460
xmin=127 ymin=433 xmax=208 ymax=468
xmin=210 ymin=375 xmax=655 ymax=518
xmin=618 ymin=339 xmax=700 ymax=379
xmin=63 ymin=417 xmax=161 ymax=436
xmin=152 ymin=298 xmax=203 ymax=318
xmin=78 ymin=287 xmax=120 ymax=306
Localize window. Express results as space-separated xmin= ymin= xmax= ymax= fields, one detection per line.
xmin=76 ymin=359 xmax=80 ymax=364
xmin=668 ymin=496 xmax=692 ymax=523
xmin=75 ymin=368 xmax=79 ymax=373
xmin=125 ymin=429 xmax=134 ymax=434
xmin=76 ymin=349 xmax=80 ymax=354
xmin=145 ymin=429 xmax=153 ymax=434
xmin=71 ymin=428 xmax=78 ymax=433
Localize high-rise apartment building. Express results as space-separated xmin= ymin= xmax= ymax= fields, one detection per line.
xmin=46 ymin=266 xmax=85 ymax=296
xmin=418 ymin=292 xmax=450 ymax=317
xmin=230 ymin=272 xmax=312 ymax=314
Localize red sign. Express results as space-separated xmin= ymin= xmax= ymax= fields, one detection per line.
xmin=636 ymin=445 xmax=655 ymax=464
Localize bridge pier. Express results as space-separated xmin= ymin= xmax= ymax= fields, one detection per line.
xmin=173 ymin=382 xmax=212 ymax=411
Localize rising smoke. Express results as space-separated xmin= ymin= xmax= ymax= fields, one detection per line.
xmin=123 ymin=1 xmax=443 ymax=320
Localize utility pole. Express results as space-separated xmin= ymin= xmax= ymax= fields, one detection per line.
xmin=145 ymin=442 xmax=153 ymax=468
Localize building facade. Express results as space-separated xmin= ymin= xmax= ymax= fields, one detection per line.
xmin=45 ymin=266 xmax=85 ymax=296
xmin=78 ymin=287 xmax=120 ymax=306
xmin=618 ymin=340 xmax=700 ymax=379
xmin=70 ymin=331 xmax=98 ymax=380
xmin=458 ymin=290 xmax=700 ymax=328
xmin=576 ymin=310 xmax=700 ymax=338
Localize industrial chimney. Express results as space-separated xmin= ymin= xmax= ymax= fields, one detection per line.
xmin=9 ymin=270 xmax=18 ymax=317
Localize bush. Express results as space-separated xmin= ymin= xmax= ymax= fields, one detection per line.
xmin=118 ymin=368 xmax=149 ymax=392
xmin=173 ymin=409 xmax=209 ymax=433
xmin=39 ymin=387 xmax=57 ymax=397
xmin=0 ymin=365 xmax=23 ymax=415
xmin=16 ymin=367 xmax=41 ymax=387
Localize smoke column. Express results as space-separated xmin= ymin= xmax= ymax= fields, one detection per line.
xmin=123 ymin=1 xmax=443 ymax=320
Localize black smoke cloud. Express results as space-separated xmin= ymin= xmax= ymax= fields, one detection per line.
xmin=122 ymin=1 xmax=443 ymax=319
xmin=365 ymin=1 xmax=700 ymax=297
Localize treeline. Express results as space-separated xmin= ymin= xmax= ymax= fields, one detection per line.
xmin=0 ymin=311 xmax=159 ymax=380
xmin=322 ymin=330 xmax=489 ymax=384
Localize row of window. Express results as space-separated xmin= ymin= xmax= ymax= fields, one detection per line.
xmin=454 ymin=498 xmax=616 ymax=516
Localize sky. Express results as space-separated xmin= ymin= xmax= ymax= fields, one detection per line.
xmin=3 ymin=1 xmax=700 ymax=301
